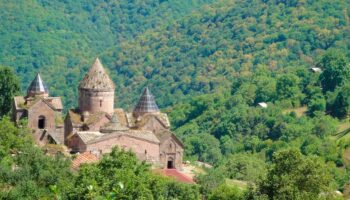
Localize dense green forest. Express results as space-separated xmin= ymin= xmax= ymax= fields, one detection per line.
xmin=1 ymin=0 xmax=350 ymax=199
xmin=1 ymin=0 xmax=349 ymax=109
xmin=106 ymin=0 xmax=350 ymax=107
xmin=0 ymin=0 xmax=215 ymax=108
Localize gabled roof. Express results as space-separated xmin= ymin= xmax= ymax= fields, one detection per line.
xmin=79 ymin=58 xmax=115 ymax=91
xmin=48 ymin=130 xmax=64 ymax=144
xmin=87 ymin=130 xmax=160 ymax=145
xmin=43 ymin=97 xmax=63 ymax=110
xmin=154 ymin=130 xmax=184 ymax=148
xmin=72 ymin=152 xmax=99 ymax=169
xmin=14 ymin=96 xmax=62 ymax=111
xmin=133 ymin=87 xmax=159 ymax=114
xmin=27 ymin=73 xmax=49 ymax=96
xmin=75 ymin=131 xmax=104 ymax=144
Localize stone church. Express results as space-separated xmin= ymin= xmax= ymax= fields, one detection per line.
xmin=12 ymin=58 xmax=183 ymax=169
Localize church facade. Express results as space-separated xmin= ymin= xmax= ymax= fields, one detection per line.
xmin=12 ymin=74 xmax=64 ymax=145
xmin=12 ymin=58 xmax=183 ymax=169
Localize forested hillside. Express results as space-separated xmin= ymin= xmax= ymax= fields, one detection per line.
xmin=1 ymin=0 xmax=350 ymax=199
xmin=107 ymin=0 xmax=350 ymax=107
xmin=0 ymin=0 xmax=214 ymax=108
xmin=1 ymin=0 xmax=349 ymax=109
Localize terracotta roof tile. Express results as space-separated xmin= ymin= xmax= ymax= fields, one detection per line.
xmin=72 ymin=152 xmax=99 ymax=169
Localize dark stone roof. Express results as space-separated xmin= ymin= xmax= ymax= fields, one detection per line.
xmin=27 ymin=73 xmax=49 ymax=96
xmin=133 ymin=87 xmax=159 ymax=114
xmin=79 ymin=58 xmax=115 ymax=91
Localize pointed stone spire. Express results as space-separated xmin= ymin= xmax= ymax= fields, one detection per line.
xmin=27 ymin=73 xmax=49 ymax=97
xmin=133 ymin=87 xmax=159 ymax=115
xmin=79 ymin=58 xmax=115 ymax=91
xmin=100 ymin=113 xmax=129 ymax=133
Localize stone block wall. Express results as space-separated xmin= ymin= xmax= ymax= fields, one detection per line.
xmin=86 ymin=135 xmax=160 ymax=164
xmin=159 ymin=137 xmax=183 ymax=170
xmin=28 ymin=100 xmax=56 ymax=131
xmin=79 ymin=89 xmax=114 ymax=114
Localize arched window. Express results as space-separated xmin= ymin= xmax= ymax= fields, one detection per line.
xmin=38 ymin=116 xmax=45 ymax=129
xmin=99 ymin=99 xmax=103 ymax=107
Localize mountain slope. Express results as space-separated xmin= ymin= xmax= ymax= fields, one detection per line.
xmin=104 ymin=0 xmax=350 ymax=108
xmin=0 ymin=0 xmax=215 ymax=108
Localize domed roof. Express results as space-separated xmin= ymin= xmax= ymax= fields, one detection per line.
xmin=79 ymin=58 xmax=115 ymax=91
xmin=27 ymin=73 xmax=49 ymax=96
xmin=100 ymin=114 xmax=129 ymax=133
xmin=133 ymin=87 xmax=159 ymax=114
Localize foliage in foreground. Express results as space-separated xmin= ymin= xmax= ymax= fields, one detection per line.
xmin=0 ymin=117 xmax=199 ymax=200
xmin=71 ymin=148 xmax=200 ymax=200
xmin=256 ymin=149 xmax=337 ymax=200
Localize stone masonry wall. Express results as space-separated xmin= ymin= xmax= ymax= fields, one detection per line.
xmin=86 ymin=135 xmax=160 ymax=164
xmin=79 ymin=89 xmax=114 ymax=114
xmin=28 ymin=100 xmax=56 ymax=130
xmin=27 ymin=100 xmax=58 ymax=145
xmin=159 ymin=137 xmax=183 ymax=170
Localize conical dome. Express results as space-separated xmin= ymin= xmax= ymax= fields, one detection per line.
xmin=133 ymin=87 xmax=159 ymax=115
xmin=100 ymin=114 xmax=129 ymax=133
xmin=79 ymin=58 xmax=115 ymax=91
xmin=27 ymin=73 xmax=49 ymax=97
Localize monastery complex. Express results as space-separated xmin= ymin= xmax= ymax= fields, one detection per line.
xmin=12 ymin=58 xmax=184 ymax=170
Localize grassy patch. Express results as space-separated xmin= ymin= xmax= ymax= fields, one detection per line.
xmin=225 ymin=179 xmax=248 ymax=190
xmin=282 ymin=106 xmax=308 ymax=117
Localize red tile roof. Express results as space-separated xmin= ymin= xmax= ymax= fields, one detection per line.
xmin=155 ymin=169 xmax=194 ymax=184
xmin=72 ymin=152 xmax=99 ymax=169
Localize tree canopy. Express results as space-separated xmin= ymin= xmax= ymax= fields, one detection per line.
xmin=0 ymin=67 xmax=20 ymax=117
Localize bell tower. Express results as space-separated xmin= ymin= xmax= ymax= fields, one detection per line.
xmin=78 ymin=58 xmax=115 ymax=114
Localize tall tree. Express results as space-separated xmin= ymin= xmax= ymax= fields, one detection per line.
xmin=276 ymin=74 xmax=303 ymax=106
xmin=257 ymin=149 xmax=335 ymax=200
xmin=319 ymin=50 xmax=350 ymax=93
xmin=0 ymin=66 xmax=20 ymax=117
xmin=328 ymin=83 xmax=350 ymax=118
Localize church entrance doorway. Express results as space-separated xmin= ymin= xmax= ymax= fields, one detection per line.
xmin=167 ymin=157 xmax=174 ymax=169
